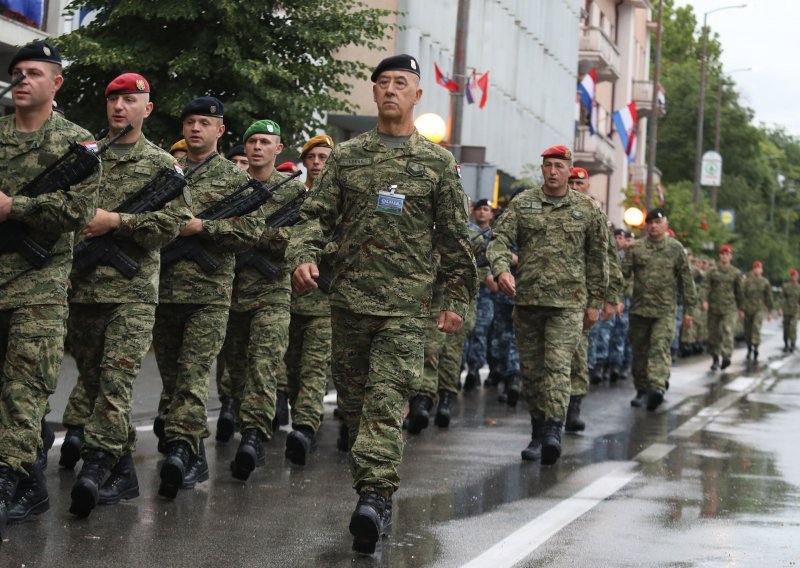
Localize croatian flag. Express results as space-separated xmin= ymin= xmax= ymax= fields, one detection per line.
xmin=465 ymin=70 xmax=477 ymax=104
xmin=476 ymin=71 xmax=489 ymax=109
xmin=578 ymin=68 xmax=597 ymax=134
xmin=613 ymin=101 xmax=638 ymax=163
xmin=435 ymin=63 xmax=460 ymax=93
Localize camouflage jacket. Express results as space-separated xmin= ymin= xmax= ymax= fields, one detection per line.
xmin=290 ymin=238 xmax=336 ymax=317
xmin=0 ymin=113 xmax=99 ymax=309
xmin=158 ymin=153 xmax=261 ymax=306
xmin=741 ymin=271 xmax=773 ymax=313
xmin=487 ymin=187 xmax=608 ymax=309
xmin=701 ymin=264 xmax=743 ymax=314
xmin=70 ymin=135 xmax=192 ymax=305
xmin=285 ymin=129 xmax=477 ymax=318
xmin=621 ymin=235 xmax=697 ymax=317
xmin=604 ymin=223 xmax=624 ymax=305
xmin=470 ymin=223 xmax=492 ymax=285
xmin=230 ymin=169 xmax=306 ymax=312
xmin=781 ymin=281 xmax=800 ymax=316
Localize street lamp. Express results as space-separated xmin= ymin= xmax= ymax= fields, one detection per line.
xmin=692 ymin=3 xmax=748 ymax=205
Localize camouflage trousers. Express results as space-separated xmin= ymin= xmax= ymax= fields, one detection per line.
xmin=629 ymin=313 xmax=676 ymax=392
xmin=608 ymin=298 xmax=631 ymax=367
xmin=490 ymin=300 xmax=520 ymax=378
xmin=420 ymin=316 xmax=446 ymax=402
xmin=222 ymin=303 xmax=290 ymax=441
xmin=332 ymin=307 xmax=425 ymax=496
xmin=570 ymin=330 xmax=591 ymax=397
xmin=706 ymin=311 xmax=738 ymax=358
xmin=783 ymin=313 xmax=797 ymax=345
xmin=215 ymin=353 xmax=229 ymax=398
xmin=671 ymin=305 xmax=683 ymax=351
xmin=514 ymin=305 xmax=583 ymax=421
xmin=64 ymin=302 xmax=155 ymax=458
xmin=588 ymin=315 xmax=614 ymax=368
xmin=420 ymin=300 xmax=477 ymax=401
xmin=464 ymin=287 xmax=494 ymax=368
xmin=0 ymin=305 xmax=65 ymax=474
xmin=743 ymin=310 xmax=765 ymax=346
xmin=284 ymin=313 xmax=331 ymax=432
xmin=153 ymin=303 xmax=229 ymax=455
xmin=693 ymin=304 xmax=708 ymax=343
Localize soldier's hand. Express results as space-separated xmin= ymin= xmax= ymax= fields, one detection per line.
xmin=179 ymin=217 xmax=204 ymax=236
xmin=602 ymin=302 xmax=616 ymax=321
xmin=511 ymin=253 xmax=519 ymax=267
xmin=292 ymin=263 xmax=319 ymax=294
xmin=0 ymin=191 xmax=12 ymax=222
xmin=81 ymin=208 xmax=120 ymax=238
xmin=497 ymin=272 xmax=516 ymax=298
xmin=617 ymin=302 xmax=625 ymax=316
xmin=438 ymin=310 xmax=463 ymax=334
xmin=583 ymin=307 xmax=599 ymax=331
xmin=682 ymin=313 xmax=693 ymax=330
xmin=738 ymin=310 xmax=745 ymax=320
xmin=702 ymin=301 xmax=709 ymax=312
xmin=486 ymin=274 xmax=499 ymax=293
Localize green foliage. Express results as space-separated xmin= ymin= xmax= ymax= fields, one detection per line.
xmin=54 ymin=0 xmax=394 ymax=150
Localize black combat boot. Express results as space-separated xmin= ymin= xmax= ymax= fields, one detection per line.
xmin=70 ymin=449 xmax=114 ymax=518
xmin=273 ymin=391 xmax=290 ymax=430
xmin=608 ymin=364 xmax=622 ymax=382
xmin=349 ymin=492 xmax=387 ymax=555
xmin=521 ymin=417 xmax=543 ymax=462
xmin=158 ymin=440 xmax=193 ymax=499
xmin=484 ymin=370 xmax=501 ymax=387
xmin=745 ymin=344 xmax=752 ymax=360
xmin=540 ymin=419 xmax=564 ymax=465
xmin=0 ymin=467 xmax=20 ymax=541
xmin=783 ymin=340 xmax=790 ymax=353
xmin=231 ymin=428 xmax=265 ymax=481
xmin=8 ymin=453 xmax=48 ymax=523
xmin=463 ymin=365 xmax=481 ymax=391
xmin=590 ymin=363 xmax=605 ymax=385
xmin=406 ymin=395 xmax=433 ymax=435
xmin=720 ymin=356 xmax=731 ymax=370
xmin=182 ymin=440 xmax=209 ymax=489
xmin=215 ymin=396 xmax=236 ymax=443
xmin=434 ymin=391 xmax=455 ymax=428
xmin=710 ymin=356 xmax=720 ymax=371
xmin=752 ymin=345 xmax=759 ymax=361
xmin=153 ymin=414 xmax=168 ymax=454
xmin=381 ymin=497 xmax=393 ymax=538
xmin=285 ymin=425 xmax=315 ymax=466
xmin=646 ymin=388 xmax=665 ymax=411
xmin=564 ymin=396 xmax=586 ymax=432
xmin=98 ymin=452 xmax=139 ymax=505
xmin=505 ymin=375 xmax=521 ymax=407
xmin=630 ymin=390 xmax=647 ymax=408
xmin=59 ymin=426 xmax=84 ymax=469
xmin=41 ymin=418 xmax=55 ymax=464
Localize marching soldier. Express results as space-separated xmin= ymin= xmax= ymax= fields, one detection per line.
xmin=780 ymin=269 xmax=800 ymax=353
xmin=702 ymin=245 xmax=744 ymax=371
xmin=741 ymin=261 xmax=773 ymax=361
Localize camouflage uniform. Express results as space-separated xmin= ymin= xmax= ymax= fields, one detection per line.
xmin=781 ymin=280 xmax=800 ymax=347
xmin=621 ymin=236 xmax=697 ymax=392
xmin=741 ymin=271 xmax=773 ymax=347
xmin=491 ymin=290 xmax=519 ymax=380
xmin=608 ymin=250 xmax=633 ymax=371
xmin=64 ymin=136 xmax=191 ymax=459
xmin=0 ymin=113 xmax=98 ymax=474
xmin=487 ymin=187 xmax=608 ymax=421
xmin=464 ymin=227 xmax=493 ymax=372
xmin=153 ymin=154 xmax=258 ymax=455
xmin=286 ymin=129 xmax=477 ymax=495
xmin=701 ymin=265 xmax=743 ymax=359
xmin=680 ymin=264 xmax=704 ymax=346
xmin=220 ymin=170 xmax=305 ymax=440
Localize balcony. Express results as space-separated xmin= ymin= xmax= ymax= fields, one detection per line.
xmin=621 ymin=0 xmax=652 ymax=9
xmin=574 ymin=125 xmax=616 ymax=175
xmin=578 ymin=26 xmax=621 ymax=83
xmin=630 ymin=164 xmax=662 ymax=188
xmin=632 ymin=80 xmax=666 ymax=118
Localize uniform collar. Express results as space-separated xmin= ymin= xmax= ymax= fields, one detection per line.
xmin=362 ymin=128 xmax=424 ymax=153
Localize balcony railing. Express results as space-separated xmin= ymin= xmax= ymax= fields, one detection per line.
xmin=632 ymin=80 xmax=666 ymax=118
xmin=578 ymin=26 xmax=621 ymax=82
xmin=574 ymin=125 xmax=616 ymax=175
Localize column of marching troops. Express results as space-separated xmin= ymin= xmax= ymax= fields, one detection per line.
xmin=2 ymin=42 xmax=800 ymax=555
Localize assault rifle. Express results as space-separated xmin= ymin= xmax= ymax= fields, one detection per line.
xmin=160 ymin=170 xmax=302 ymax=274
xmin=0 ymin=125 xmax=133 ymax=269
xmin=233 ymin=185 xmax=310 ymax=279
xmin=0 ymin=73 xmax=25 ymax=100
xmin=71 ymin=153 xmax=216 ymax=278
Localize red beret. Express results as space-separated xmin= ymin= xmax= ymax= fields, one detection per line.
xmin=719 ymin=244 xmax=733 ymax=254
xmin=752 ymin=261 xmax=762 ymax=268
xmin=792 ymin=269 xmax=799 ymax=277
xmin=569 ymin=167 xmax=588 ymax=180
xmin=105 ymin=73 xmax=150 ymax=97
xmin=541 ymin=145 xmax=572 ymax=160
xmin=276 ymin=161 xmax=298 ymax=173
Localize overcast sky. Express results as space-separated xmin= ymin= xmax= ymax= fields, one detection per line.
xmin=673 ymin=0 xmax=800 ymax=137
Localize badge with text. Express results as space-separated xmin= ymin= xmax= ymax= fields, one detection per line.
xmin=376 ymin=184 xmax=405 ymax=215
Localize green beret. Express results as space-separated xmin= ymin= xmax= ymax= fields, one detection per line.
xmin=243 ymin=119 xmax=281 ymax=142
xmin=371 ymin=54 xmax=420 ymax=82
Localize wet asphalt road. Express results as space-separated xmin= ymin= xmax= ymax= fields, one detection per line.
xmin=1 ymin=320 xmax=799 ymax=567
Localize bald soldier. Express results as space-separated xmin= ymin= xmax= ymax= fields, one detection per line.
xmin=488 ymin=146 xmax=608 ymax=465
xmin=287 ymin=54 xmax=476 ymax=554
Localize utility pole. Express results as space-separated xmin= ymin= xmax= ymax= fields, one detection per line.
xmin=692 ymin=17 xmax=709 ymax=205
xmin=448 ymin=0 xmax=470 ymax=163
xmin=645 ymin=0 xmax=664 ymax=210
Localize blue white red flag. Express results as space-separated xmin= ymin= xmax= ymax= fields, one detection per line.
xmin=613 ymin=101 xmax=638 ymax=163
xmin=577 ymin=68 xmax=597 ymax=134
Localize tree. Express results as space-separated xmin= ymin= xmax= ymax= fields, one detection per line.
xmin=54 ymin=0 xmax=394 ymax=150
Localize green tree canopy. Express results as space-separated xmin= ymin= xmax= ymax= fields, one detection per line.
xmin=54 ymin=0 xmax=393 ymax=150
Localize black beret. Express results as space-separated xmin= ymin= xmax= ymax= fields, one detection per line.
xmin=646 ymin=207 xmax=667 ymax=223
xmin=8 ymin=40 xmax=61 ymax=74
xmin=181 ymin=96 xmax=224 ymax=120
xmin=226 ymin=144 xmax=246 ymax=159
xmin=371 ymin=54 xmax=421 ymax=82
xmin=624 ymin=230 xmax=633 ymax=238
xmin=474 ymin=198 xmax=491 ymax=209
xmin=614 ymin=228 xmax=625 ymax=236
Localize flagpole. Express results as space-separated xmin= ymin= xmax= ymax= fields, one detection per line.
xmin=645 ymin=0 xmax=664 ymax=210
xmin=448 ymin=0 xmax=470 ymax=163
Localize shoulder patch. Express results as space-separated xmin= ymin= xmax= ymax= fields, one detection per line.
xmin=406 ymin=161 xmax=425 ymax=177
xmin=571 ymin=210 xmax=584 ymax=220
xmin=182 ymin=186 xmax=193 ymax=207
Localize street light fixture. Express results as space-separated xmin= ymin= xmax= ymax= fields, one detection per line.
xmin=692 ymin=3 xmax=748 ymax=205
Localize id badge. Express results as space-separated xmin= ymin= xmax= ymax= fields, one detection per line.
xmin=376 ymin=185 xmax=405 ymax=215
